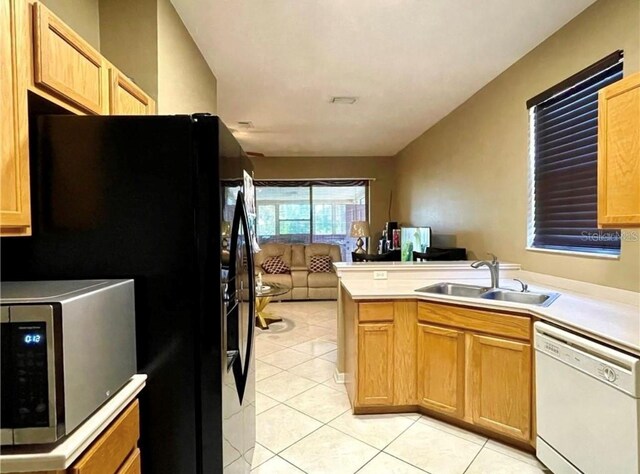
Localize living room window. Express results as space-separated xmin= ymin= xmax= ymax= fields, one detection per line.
xmin=254 ymin=180 xmax=369 ymax=260
xmin=527 ymin=51 xmax=623 ymax=256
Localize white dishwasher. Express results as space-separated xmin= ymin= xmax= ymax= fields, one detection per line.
xmin=534 ymin=322 xmax=640 ymax=474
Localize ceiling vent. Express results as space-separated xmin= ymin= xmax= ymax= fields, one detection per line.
xmin=237 ymin=121 xmax=254 ymax=129
xmin=330 ymin=96 xmax=358 ymax=105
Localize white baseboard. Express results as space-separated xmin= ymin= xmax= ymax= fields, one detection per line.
xmin=333 ymin=368 xmax=345 ymax=384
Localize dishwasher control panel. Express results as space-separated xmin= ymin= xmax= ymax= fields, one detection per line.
xmin=534 ymin=324 xmax=640 ymax=397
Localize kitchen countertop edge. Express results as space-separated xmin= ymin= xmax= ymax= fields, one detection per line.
xmin=0 ymin=374 xmax=147 ymax=473
xmin=340 ymin=281 xmax=640 ymax=356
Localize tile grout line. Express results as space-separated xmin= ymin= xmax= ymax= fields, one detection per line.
xmin=352 ymin=416 xmax=422 ymax=474
xmin=374 ymin=418 xmax=434 ymax=474
xmin=461 ymin=438 xmax=489 ymax=474
xmin=256 ymin=305 xmax=406 ymax=472
xmin=482 ymin=442 xmax=543 ymax=468
xmin=265 ymin=360 xmax=368 ymax=470
xmin=415 ymin=417 xmax=488 ymax=448
xmin=257 ymin=341 xmax=337 ymax=368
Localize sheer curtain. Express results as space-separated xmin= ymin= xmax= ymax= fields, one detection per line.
xmin=254 ymin=180 xmax=369 ymax=261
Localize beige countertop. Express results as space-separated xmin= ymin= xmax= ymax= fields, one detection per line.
xmin=340 ymin=277 xmax=640 ymax=356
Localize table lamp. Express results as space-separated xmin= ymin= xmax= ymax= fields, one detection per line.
xmin=221 ymin=221 xmax=231 ymax=251
xmin=350 ymin=221 xmax=370 ymax=254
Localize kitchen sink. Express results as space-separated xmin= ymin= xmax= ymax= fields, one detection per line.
xmin=480 ymin=289 xmax=560 ymax=307
xmin=415 ymin=282 xmax=560 ymax=307
xmin=415 ymin=282 xmax=491 ymax=298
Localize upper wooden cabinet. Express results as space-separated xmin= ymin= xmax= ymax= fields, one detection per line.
xmin=109 ymin=68 xmax=155 ymax=115
xmin=1 ymin=0 xmax=156 ymax=236
xmin=1 ymin=0 xmax=31 ymax=235
xmin=32 ymin=2 xmax=107 ymax=114
xmin=598 ymin=71 xmax=640 ymax=227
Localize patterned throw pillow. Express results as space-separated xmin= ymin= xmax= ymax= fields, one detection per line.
xmin=262 ymin=255 xmax=290 ymax=274
xmin=309 ymin=255 xmax=333 ymax=273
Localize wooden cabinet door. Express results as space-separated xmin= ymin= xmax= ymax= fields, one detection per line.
xmin=70 ymin=400 xmax=140 ymax=474
xmin=32 ymin=2 xmax=106 ymax=114
xmin=357 ymin=323 xmax=394 ymax=406
xmin=1 ymin=0 xmax=31 ymax=235
xmin=117 ymin=448 xmax=141 ymax=474
xmin=598 ymin=71 xmax=640 ymax=227
xmin=416 ymin=324 xmax=465 ymax=417
xmin=469 ymin=334 xmax=531 ymax=441
xmin=109 ymin=68 xmax=155 ymax=115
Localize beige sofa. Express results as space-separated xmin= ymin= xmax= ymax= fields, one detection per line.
xmin=255 ymin=243 xmax=342 ymax=300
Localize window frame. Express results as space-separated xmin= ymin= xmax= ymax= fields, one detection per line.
xmin=253 ymin=180 xmax=370 ymax=259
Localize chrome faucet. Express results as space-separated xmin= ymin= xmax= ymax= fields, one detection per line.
xmin=513 ymin=279 xmax=529 ymax=293
xmin=471 ymin=253 xmax=500 ymax=288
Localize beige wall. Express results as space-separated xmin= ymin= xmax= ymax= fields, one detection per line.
xmin=99 ymin=0 xmax=217 ymax=112
xmin=157 ymin=0 xmax=217 ymax=114
xmin=41 ymin=0 xmax=100 ymax=50
xmin=393 ymin=0 xmax=640 ymax=292
xmin=252 ymin=156 xmax=395 ymax=248
xmin=99 ymin=0 xmax=158 ymax=99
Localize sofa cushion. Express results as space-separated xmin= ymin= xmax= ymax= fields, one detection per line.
xmin=308 ymin=272 xmax=338 ymax=288
xmin=304 ymin=243 xmax=342 ymax=267
xmin=262 ymin=256 xmax=290 ymax=274
xmin=255 ymin=243 xmax=292 ymax=268
xmin=309 ymin=255 xmax=333 ymax=273
xmin=261 ymin=273 xmax=293 ymax=288
xmin=291 ymin=244 xmax=306 ymax=268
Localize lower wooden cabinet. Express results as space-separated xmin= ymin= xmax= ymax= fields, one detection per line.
xmin=357 ymin=323 xmax=394 ymax=406
xmin=70 ymin=400 xmax=140 ymax=474
xmin=344 ymin=295 xmax=534 ymax=445
xmin=417 ymin=323 xmax=465 ymax=418
xmin=12 ymin=400 xmax=142 ymax=474
xmin=116 ymin=448 xmax=141 ymax=474
xmin=469 ymin=334 xmax=532 ymax=442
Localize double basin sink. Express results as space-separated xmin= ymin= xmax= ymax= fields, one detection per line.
xmin=415 ymin=282 xmax=560 ymax=307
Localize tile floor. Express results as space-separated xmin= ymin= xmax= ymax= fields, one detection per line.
xmin=253 ymin=301 xmax=548 ymax=474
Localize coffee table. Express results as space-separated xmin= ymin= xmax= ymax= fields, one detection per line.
xmin=255 ymin=283 xmax=290 ymax=330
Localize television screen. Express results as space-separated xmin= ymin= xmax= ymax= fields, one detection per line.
xmin=400 ymin=227 xmax=432 ymax=261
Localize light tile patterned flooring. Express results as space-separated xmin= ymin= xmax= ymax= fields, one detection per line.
xmin=253 ymin=301 xmax=548 ymax=474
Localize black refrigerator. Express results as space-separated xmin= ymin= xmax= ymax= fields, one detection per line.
xmin=0 ymin=115 xmax=257 ymax=474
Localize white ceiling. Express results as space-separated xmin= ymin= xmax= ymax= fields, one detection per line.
xmin=171 ymin=0 xmax=595 ymax=157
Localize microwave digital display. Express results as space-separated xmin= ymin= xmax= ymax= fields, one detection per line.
xmin=23 ymin=334 xmax=44 ymax=344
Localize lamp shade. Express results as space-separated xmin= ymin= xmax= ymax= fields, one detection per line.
xmin=349 ymin=221 xmax=370 ymax=238
xmin=221 ymin=221 xmax=231 ymax=237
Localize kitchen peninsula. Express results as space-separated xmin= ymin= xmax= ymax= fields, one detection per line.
xmin=333 ymin=261 xmax=640 ymax=448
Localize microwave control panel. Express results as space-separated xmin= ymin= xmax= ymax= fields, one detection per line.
xmin=3 ymin=321 xmax=50 ymax=428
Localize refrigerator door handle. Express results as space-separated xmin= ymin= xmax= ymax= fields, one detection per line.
xmin=238 ymin=192 xmax=255 ymax=402
xmin=228 ymin=191 xmax=255 ymax=402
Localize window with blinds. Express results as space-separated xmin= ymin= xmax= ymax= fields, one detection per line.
xmin=527 ymin=52 xmax=623 ymax=255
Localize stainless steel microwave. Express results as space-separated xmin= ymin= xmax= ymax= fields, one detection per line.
xmin=0 ymin=280 xmax=136 ymax=445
